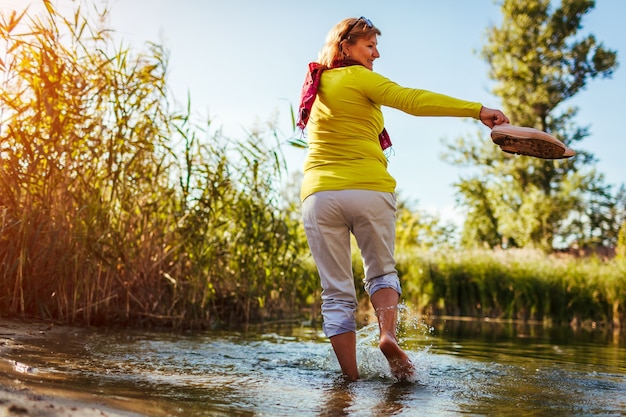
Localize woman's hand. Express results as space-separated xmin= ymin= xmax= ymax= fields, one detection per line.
xmin=479 ymin=106 xmax=509 ymax=128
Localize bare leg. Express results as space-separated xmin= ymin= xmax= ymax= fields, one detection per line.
xmin=330 ymin=331 xmax=359 ymax=381
xmin=371 ymin=288 xmax=414 ymax=382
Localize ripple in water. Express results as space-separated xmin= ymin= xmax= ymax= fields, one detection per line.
xmin=1 ymin=312 xmax=624 ymax=416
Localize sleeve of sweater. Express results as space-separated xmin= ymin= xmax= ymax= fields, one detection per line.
xmin=359 ymin=68 xmax=482 ymax=119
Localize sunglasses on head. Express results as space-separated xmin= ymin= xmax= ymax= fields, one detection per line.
xmin=341 ymin=16 xmax=374 ymax=41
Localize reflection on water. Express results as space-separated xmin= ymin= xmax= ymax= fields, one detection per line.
xmin=1 ymin=317 xmax=625 ymax=416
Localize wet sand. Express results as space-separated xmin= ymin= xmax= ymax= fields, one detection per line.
xmin=0 ymin=385 xmax=147 ymax=417
xmin=0 ymin=319 xmax=149 ymax=417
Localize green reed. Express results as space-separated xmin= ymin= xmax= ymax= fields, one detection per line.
xmin=394 ymin=249 xmax=625 ymax=329
xmin=0 ymin=2 xmax=313 ymax=328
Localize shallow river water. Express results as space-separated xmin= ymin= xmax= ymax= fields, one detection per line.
xmin=1 ymin=316 xmax=625 ymax=416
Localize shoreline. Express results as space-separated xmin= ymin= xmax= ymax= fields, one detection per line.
xmin=0 ymin=318 xmax=151 ymax=417
xmin=0 ymin=384 xmax=148 ymax=417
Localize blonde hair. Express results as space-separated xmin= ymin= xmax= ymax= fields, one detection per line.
xmin=317 ymin=17 xmax=381 ymax=67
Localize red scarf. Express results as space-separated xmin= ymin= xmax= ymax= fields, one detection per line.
xmin=296 ymin=59 xmax=392 ymax=150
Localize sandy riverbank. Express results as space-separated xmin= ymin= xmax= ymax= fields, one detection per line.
xmin=0 ymin=319 xmax=151 ymax=417
xmin=0 ymin=384 xmax=148 ymax=417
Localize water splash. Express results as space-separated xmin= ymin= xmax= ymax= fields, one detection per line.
xmin=318 ymin=304 xmax=436 ymax=383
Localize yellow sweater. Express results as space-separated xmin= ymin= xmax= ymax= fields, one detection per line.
xmin=300 ymin=65 xmax=482 ymax=202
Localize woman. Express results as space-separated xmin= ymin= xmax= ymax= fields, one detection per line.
xmin=298 ymin=16 xmax=509 ymax=382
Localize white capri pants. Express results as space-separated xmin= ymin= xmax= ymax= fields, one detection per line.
xmin=302 ymin=189 xmax=402 ymax=338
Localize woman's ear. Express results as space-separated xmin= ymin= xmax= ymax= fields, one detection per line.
xmin=339 ymin=40 xmax=348 ymax=57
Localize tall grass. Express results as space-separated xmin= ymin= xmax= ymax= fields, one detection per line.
xmin=394 ymin=249 xmax=625 ymax=329
xmin=0 ymin=2 xmax=313 ymax=328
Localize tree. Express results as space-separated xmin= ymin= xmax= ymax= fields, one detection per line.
xmin=394 ymin=195 xmax=458 ymax=253
xmin=617 ymin=220 xmax=626 ymax=260
xmin=443 ymin=0 xmax=619 ymax=251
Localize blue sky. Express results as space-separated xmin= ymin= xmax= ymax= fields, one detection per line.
xmin=8 ymin=0 xmax=626 ymax=224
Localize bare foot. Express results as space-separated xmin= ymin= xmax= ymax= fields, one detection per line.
xmin=379 ymin=333 xmax=414 ymax=382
